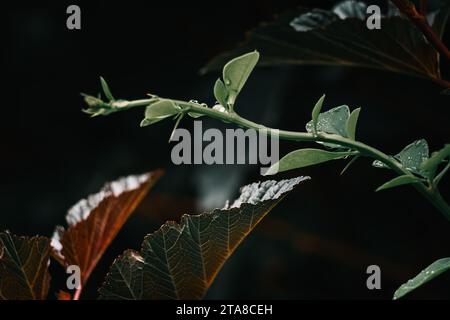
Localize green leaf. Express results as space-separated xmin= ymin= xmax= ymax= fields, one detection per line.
xmin=140 ymin=100 xmax=181 ymax=127
xmin=311 ymin=95 xmax=325 ymax=135
xmin=376 ymin=175 xmax=422 ymax=192
xmin=306 ymin=105 xmax=350 ymax=137
xmin=394 ymin=257 xmax=450 ymax=300
xmin=100 ymin=77 xmax=115 ymax=101
xmin=264 ymin=148 xmax=354 ymax=175
xmin=213 ymin=78 xmax=228 ymax=109
xmin=373 ymin=139 xmax=429 ymax=173
xmin=420 ymin=144 xmax=450 ymax=178
xmin=222 ymin=51 xmax=259 ymax=109
xmin=306 ymin=105 xmax=351 ymax=149
xmin=345 ymin=107 xmax=361 ymax=140
xmin=396 ymin=139 xmax=429 ymax=173
xmin=98 ymin=176 xmax=309 ymax=299
xmin=202 ymin=2 xmax=444 ymax=86
xmin=0 ymin=231 xmax=51 ymax=300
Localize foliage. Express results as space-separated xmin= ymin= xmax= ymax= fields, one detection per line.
xmin=3 ymin=0 xmax=450 ymax=301
xmin=201 ymin=0 xmax=450 ymax=88
xmin=99 ymin=177 xmax=307 ymax=299
xmin=0 ymin=171 xmax=162 ymax=300
xmin=51 ymin=171 xmax=163 ymax=299
xmin=82 ymin=46 xmax=450 ymax=299
xmin=0 ymin=170 xmax=305 ymax=300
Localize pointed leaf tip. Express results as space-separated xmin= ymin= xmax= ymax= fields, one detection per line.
xmin=311 ymin=94 xmax=325 ymax=134
xmin=346 ymin=107 xmax=361 ymax=140
xmin=213 ymin=78 xmax=228 ymax=109
xmin=394 ymin=257 xmax=450 ymax=300
xmin=100 ymin=76 xmax=115 ymax=101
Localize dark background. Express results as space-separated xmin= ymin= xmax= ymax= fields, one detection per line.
xmin=2 ymin=0 xmax=450 ymax=299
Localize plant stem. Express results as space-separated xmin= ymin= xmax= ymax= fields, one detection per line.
xmin=391 ymin=0 xmax=450 ymax=63
xmin=184 ymin=102 xmax=450 ymax=220
xmin=91 ymin=97 xmax=450 ymax=221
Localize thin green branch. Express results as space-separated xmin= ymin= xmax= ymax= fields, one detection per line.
xmin=84 ymin=96 xmax=450 ymax=221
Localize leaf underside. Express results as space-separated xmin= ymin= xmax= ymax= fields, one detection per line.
xmin=202 ymin=1 xmax=449 ymax=83
xmin=0 ymin=232 xmax=51 ymax=300
xmin=98 ymin=176 xmax=309 ymax=300
xmin=51 ymin=170 xmax=163 ymax=289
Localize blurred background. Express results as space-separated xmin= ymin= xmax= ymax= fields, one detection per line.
xmin=2 ymin=0 xmax=450 ymax=299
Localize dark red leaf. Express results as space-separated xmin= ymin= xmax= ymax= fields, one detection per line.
xmin=51 ymin=170 xmax=163 ymax=292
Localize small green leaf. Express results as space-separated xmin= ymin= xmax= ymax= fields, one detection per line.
xmin=345 ymin=107 xmax=361 ymax=140
xmin=394 ymin=257 xmax=450 ymax=300
xmin=306 ymin=105 xmax=350 ymax=137
xmin=373 ymin=139 xmax=429 ymax=173
xmin=100 ymin=77 xmax=115 ymax=101
xmin=397 ymin=139 xmax=429 ymax=173
xmin=311 ymin=94 xmax=325 ymax=135
xmin=306 ymin=105 xmax=351 ymax=149
xmin=214 ymin=78 xmax=228 ymax=109
xmin=376 ymin=175 xmax=422 ymax=192
xmin=264 ymin=148 xmax=354 ymax=175
xmin=420 ymin=144 xmax=450 ymax=178
xmin=140 ymin=100 xmax=181 ymax=127
xmin=222 ymin=51 xmax=259 ymax=109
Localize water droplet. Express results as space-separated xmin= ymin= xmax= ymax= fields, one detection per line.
xmin=212 ymin=104 xmax=227 ymax=113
